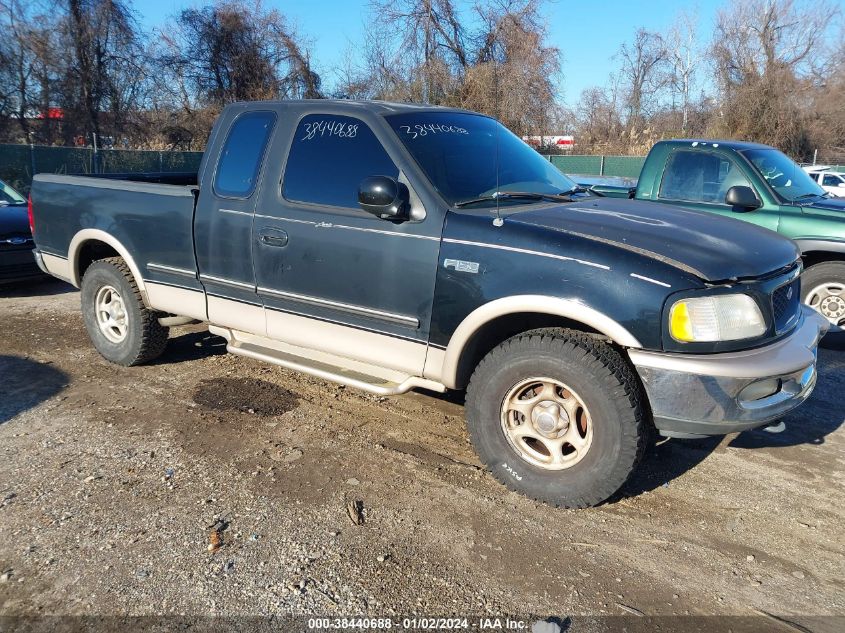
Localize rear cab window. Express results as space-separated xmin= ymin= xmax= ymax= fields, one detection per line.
xmin=658 ymin=150 xmax=751 ymax=204
xmin=213 ymin=111 xmax=277 ymax=199
xmin=282 ymin=114 xmax=399 ymax=210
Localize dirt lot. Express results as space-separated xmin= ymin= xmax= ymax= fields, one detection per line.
xmin=0 ymin=280 xmax=843 ymax=629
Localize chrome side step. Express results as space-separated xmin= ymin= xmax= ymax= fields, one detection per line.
xmin=221 ymin=336 xmax=446 ymax=396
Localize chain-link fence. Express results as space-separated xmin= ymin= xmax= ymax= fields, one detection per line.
xmin=0 ymin=144 xmax=204 ymax=195
xmin=546 ymin=154 xmax=647 ymax=179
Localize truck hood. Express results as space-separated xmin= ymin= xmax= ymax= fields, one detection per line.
xmin=803 ymin=197 xmax=845 ymax=212
xmin=509 ymin=198 xmax=799 ymax=282
xmin=0 ymin=203 xmax=31 ymax=241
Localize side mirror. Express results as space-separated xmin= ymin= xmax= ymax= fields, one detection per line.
xmin=358 ymin=176 xmax=409 ymax=220
xmin=725 ymin=185 xmax=761 ymax=211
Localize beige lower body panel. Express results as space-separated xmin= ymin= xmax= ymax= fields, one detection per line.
xmin=145 ymin=282 xmax=207 ymax=321
xmin=207 ymin=295 xmax=266 ymax=336
xmin=41 ymin=253 xmax=73 ymax=284
xmin=266 ymin=308 xmax=427 ymax=377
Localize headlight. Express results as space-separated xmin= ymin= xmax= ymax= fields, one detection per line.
xmin=669 ymin=294 xmax=765 ymax=342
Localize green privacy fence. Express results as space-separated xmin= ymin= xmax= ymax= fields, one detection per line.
xmin=547 ymin=154 xmax=646 ymax=179
xmin=0 ymin=144 xmax=204 ymax=195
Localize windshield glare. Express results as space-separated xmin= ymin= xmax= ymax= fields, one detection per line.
xmin=742 ymin=148 xmax=825 ymax=203
xmin=0 ymin=180 xmax=26 ymax=205
xmin=386 ymin=112 xmax=576 ymax=208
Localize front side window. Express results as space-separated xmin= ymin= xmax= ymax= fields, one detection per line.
xmin=659 ymin=150 xmax=751 ymax=204
xmin=283 ymin=114 xmax=399 ymax=209
xmin=386 ymin=112 xmax=577 ymax=208
xmin=823 ymin=173 xmax=844 ymax=187
xmin=213 ymin=111 xmax=277 ymax=198
xmin=741 ymin=148 xmax=825 ymax=203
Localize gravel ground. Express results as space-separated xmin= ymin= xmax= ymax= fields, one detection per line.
xmin=0 ymin=280 xmax=843 ymax=631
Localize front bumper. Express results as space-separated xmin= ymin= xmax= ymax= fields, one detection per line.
xmin=0 ymin=247 xmax=45 ymax=284
xmin=629 ymin=306 xmax=829 ymax=437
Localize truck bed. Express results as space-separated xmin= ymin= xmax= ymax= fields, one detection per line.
xmin=30 ymin=173 xmax=199 ymax=282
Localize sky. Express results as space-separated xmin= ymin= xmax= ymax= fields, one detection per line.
xmin=137 ymin=0 xmax=728 ymax=106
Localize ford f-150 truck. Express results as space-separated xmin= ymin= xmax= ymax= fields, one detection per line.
xmin=29 ymin=101 xmax=828 ymax=508
xmin=579 ymin=140 xmax=845 ymax=346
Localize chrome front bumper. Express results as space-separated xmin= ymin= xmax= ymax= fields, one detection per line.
xmin=629 ymin=306 xmax=829 ymax=437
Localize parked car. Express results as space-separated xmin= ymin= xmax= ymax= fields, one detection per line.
xmin=803 ymin=166 xmax=845 ymax=198
xmin=0 ymin=179 xmax=45 ymax=284
xmin=577 ymin=140 xmax=845 ymax=346
xmin=29 ymin=102 xmax=827 ymax=507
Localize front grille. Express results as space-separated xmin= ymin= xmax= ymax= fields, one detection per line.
xmin=772 ymin=278 xmax=800 ymax=333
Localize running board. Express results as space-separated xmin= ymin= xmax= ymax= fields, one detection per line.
xmin=225 ymin=339 xmax=446 ymax=396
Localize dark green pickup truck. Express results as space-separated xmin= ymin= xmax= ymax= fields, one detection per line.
xmin=580 ymin=139 xmax=845 ymax=344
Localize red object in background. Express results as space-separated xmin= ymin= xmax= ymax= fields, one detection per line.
xmin=556 ymin=137 xmax=574 ymax=146
xmin=36 ymin=107 xmax=64 ymax=120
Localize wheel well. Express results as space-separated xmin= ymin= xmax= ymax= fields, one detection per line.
xmin=802 ymin=251 xmax=845 ymax=269
xmin=453 ymin=312 xmax=606 ymax=389
xmin=76 ymin=240 xmax=121 ymax=282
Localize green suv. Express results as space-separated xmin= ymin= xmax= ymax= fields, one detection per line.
xmin=586 ymin=140 xmax=845 ymax=345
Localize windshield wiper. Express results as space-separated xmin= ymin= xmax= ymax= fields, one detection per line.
xmin=559 ymin=185 xmax=602 ymax=197
xmin=792 ymin=192 xmax=827 ymax=203
xmin=454 ymin=190 xmax=575 ymax=208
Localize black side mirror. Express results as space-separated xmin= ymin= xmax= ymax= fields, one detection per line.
xmin=358 ymin=176 xmax=409 ymax=220
xmin=725 ymin=185 xmax=761 ymax=211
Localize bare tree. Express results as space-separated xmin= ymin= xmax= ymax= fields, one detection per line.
xmin=461 ymin=0 xmax=561 ymax=136
xmin=370 ymin=0 xmax=468 ymax=103
xmin=616 ymin=28 xmax=668 ymax=131
xmin=665 ymin=9 xmax=703 ymax=134
xmin=0 ymin=0 xmax=62 ymax=143
xmin=160 ymin=0 xmax=321 ymax=108
xmin=56 ymin=0 xmax=146 ymax=143
xmin=711 ymin=0 xmax=838 ymax=156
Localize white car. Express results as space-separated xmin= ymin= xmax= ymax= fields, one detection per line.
xmin=803 ymin=166 xmax=845 ymax=197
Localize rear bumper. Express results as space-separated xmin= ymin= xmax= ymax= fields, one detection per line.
xmin=0 ymin=248 xmax=45 ymax=283
xmin=629 ymin=307 xmax=828 ymax=437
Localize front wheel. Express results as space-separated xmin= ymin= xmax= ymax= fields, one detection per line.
xmin=465 ymin=329 xmax=647 ymax=508
xmin=802 ymin=262 xmax=845 ymax=350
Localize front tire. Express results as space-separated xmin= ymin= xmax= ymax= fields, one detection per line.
xmin=802 ymin=262 xmax=845 ymax=349
xmin=465 ymin=329 xmax=647 ymax=508
xmin=81 ymin=257 xmax=169 ymax=366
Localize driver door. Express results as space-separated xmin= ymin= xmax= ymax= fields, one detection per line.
xmin=252 ymin=112 xmax=443 ymax=375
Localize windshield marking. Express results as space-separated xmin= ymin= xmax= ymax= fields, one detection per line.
xmin=399 ymin=124 xmax=468 ymax=139
xmin=442 ymin=238 xmax=610 ymax=270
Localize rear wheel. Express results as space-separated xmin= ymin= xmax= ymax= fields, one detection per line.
xmin=802 ymin=262 xmax=845 ymax=349
xmin=81 ymin=257 xmax=169 ymax=365
xmin=465 ymin=328 xmax=647 ymax=508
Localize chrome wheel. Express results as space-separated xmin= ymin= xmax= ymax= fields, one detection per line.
xmin=95 ymin=285 xmax=128 ymax=343
xmin=500 ymin=377 xmax=593 ymax=470
xmin=805 ymin=282 xmax=845 ymax=332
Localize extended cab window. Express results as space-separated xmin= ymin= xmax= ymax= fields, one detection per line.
xmin=283 ymin=114 xmax=399 ymax=209
xmin=213 ymin=111 xmax=276 ymax=198
xmin=659 ymin=150 xmax=751 ymax=204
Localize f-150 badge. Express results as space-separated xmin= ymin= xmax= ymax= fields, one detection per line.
xmin=443 ymin=258 xmax=479 ymax=273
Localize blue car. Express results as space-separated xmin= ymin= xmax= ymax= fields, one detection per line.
xmin=0 ymin=179 xmax=44 ymax=284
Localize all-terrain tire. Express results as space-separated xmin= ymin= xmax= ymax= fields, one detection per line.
xmin=801 ymin=262 xmax=845 ymax=350
xmin=80 ymin=257 xmax=169 ymax=366
xmin=465 ymin=328 xmax=647 ymax=508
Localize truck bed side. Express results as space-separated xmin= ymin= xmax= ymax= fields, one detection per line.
xmin=31 ymin=174 xmax=199 ymax=297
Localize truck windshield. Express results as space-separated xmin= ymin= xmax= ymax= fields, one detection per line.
xmin=385 ymin=112 xmax=577 ymax=208
xmin=741 ymin=148 xmax=826 ymax=203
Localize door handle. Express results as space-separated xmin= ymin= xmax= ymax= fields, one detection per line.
xmin=258 ymin=228 xmax=288 ymax=247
